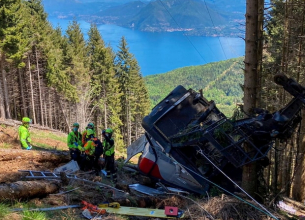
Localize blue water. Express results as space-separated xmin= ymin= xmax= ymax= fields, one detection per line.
xmin=48 ymin=17 xmax=245 ymax=76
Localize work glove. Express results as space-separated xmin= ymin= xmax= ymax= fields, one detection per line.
xmin=26 ymin=145 xmax=32 ymax=150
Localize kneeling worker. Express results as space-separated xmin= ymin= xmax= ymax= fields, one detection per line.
xmin=18 ymin=117 xmax=32 ymax=150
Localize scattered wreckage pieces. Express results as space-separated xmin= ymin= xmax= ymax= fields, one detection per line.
xmin=82 ymin=200 xmax=184 ymax=219
xmin=0 ymin=180 xmax=60 ymax=200
xmin=129 ymin=183 xmax=189 ymax=196
xmin=19 ymin=170 xmax=125 ymax=194
xmin=102 ymin=206 xmax=184 ymax=218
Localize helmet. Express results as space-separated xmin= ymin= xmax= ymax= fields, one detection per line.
xmin=72 ymin=122 xmax=79 ymax=128
xmin=87 ymin=122 xmax=94 ymax=129
xmin=22 ymin=117 xmax=31 ymax=123
xmin=86 ymin=129 xmax=95 ymax=137
xmin=105 ymin=128 xmax=113 ymax=134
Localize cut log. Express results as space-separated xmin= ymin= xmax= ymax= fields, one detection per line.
xmin=0 ymin=149 xmax=69 ymax=163
xmin=0 ymin=180 xmax=60 ymax=200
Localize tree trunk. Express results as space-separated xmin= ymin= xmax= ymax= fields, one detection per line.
xmin=56 ymin=92 xmax=70 ymax=130
xmin=293 ymin=111 xmax=305 ymax=201
xmin=1 ymin=54 xmax=11 ymax=119
xmin=0 ymin=53 xmax=6 ymax=118
xmin=242 ymin=0 xmax=262 ymax=196
xmin=35 ymin=48 xmax=44 ymax=126
xmin=28 ymin=56 xmax=36 ymax=124
xmin=0 ymin=181 xmax=59 ymax=200
xmin=48 ymin=90 xmax=52 ymax=129
xmin=18 ymin=68 xmax=27 ymax=117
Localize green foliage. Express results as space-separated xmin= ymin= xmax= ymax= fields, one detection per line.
xmin=22 ymin=211 xmax=47 ymax=220
xmin=0 ymin=203 xmax=10 ymax=218
xmin=145 ymin=57 xmax=244 ymax=116
xmin=115 ymin=36 xmax=151 ymax=146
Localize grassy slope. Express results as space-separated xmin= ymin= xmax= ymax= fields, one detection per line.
xmin=144 ymin=57 xmax=244 ymax=116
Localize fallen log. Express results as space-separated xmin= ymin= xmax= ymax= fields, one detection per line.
xmin=0 ymin=149 xmax=69 ymax=163
xmin=0 ymin=180 xmax=60 ymax=200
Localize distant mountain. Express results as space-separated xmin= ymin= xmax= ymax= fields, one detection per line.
xmin=123 ymin=0 xmax=226 ymax=32
xmin=42 ymin=0 xmax=245 ymax=36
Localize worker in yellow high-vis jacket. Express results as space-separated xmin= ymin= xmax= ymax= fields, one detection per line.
xmin=18 ymin=117 xmax=32 ymax=150
xmin=67 ymin=122 xmax=82 ymax=163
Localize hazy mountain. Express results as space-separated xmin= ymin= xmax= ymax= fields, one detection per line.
xmin=42 ymin=0 xmax=245 ymax=36
xmin=123 ymin=0 xmax=226 ymax=32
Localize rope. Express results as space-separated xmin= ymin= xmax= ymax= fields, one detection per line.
xmin=171 ymin=148 xmax=279 ymax=220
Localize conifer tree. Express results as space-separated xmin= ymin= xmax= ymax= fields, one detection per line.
xmin=63 ymin=20 xmax=91 ymax=128
xmin=0 ymin=0 xmax=23 ymax=119
xmin=115 ymin=36 xmax=150 ymax=146
xmin=87 ymin=24 xmax=124 ymax=148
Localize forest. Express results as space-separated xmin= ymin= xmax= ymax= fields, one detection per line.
xmin=0 ymin=0 xmax=150 ymax=151
xmin=2 ymin=0 xmax=305 ymax=207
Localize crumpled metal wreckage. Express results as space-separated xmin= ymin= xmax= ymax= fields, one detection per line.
xmin=125 ymin=73 xmax=305 ymax=194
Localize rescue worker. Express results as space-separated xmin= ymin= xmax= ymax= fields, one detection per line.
xmin=78 ymin=129 xmax=96 ymax=171
xmin=92 ymin=136 xmax=104 ymax=176
xmin=67 ymin=122 xmax=82 ymax=164
xmin=18 ymin=117 xmax=32 ymax=150
xmin=102 ymin=128 xmax=117 ymax=182
xmin=82 ymin=122 xmax=96 ymax=146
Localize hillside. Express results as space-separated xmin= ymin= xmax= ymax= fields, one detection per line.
xmin=0 ymin=121 xmax=292 ymax=220
xmin=144 ymin=57 xmax=244 ymax=116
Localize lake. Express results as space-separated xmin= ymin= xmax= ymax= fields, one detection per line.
xmin=48 ymin=17 xmax=245 ymax=76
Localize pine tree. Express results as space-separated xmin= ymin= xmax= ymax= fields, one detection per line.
xmin=63 ymin=20 xmax=91 ymax=129
xmin=115 ymin=36 xmax=150 ymax=146
xmin=87 ymin=24 xmax=124 ymax=149
xmin=0 ymin=0 xmax=23 ymax=119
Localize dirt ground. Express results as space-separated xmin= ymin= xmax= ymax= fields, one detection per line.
xmin=0 ymin=124 xmax=297 ymax=220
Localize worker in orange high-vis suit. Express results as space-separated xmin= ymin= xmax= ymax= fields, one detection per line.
xmin=78 ymin=129 xmax=96 ymax=171
xmin=18 ymin=117 xmax=32 ymax=150
xmin=82 ymin=122 xmax=96 ymax=146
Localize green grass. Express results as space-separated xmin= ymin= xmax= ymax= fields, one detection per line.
xmin=22 ymin=211 xmax=47 ymax=220
xmin=31 ymin=130 xmax=66 ymax=142
xmin=0 ymin=142 xmax=11 ymax=149
xmin=0 ymin=203 xmax=10 ymax=218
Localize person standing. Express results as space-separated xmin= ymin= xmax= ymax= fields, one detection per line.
xmin=18 ymin=117 xmax=32 ymax=150
xmin=78 ymin=129 xmax=96 ymax=171
xmin=102 ymin=128 xmax=117 ymax=182
xmin=67 ymin=122 xmax=82 ymax=163
xmin=82 ymin=122 xmax=95 ymax=146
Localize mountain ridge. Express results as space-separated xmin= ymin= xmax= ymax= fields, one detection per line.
xmin=43 ymin=0 xmax=245 ymax=37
